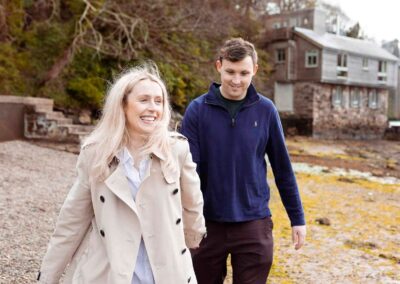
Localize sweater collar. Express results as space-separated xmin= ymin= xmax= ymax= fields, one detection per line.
xmin=205 ymin=82 xmax=260 ymax=106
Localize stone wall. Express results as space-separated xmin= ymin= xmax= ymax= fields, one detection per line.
xmin=0 ymin=103 xmax=25 ymax=141
xmin=312 ymin=84 xmax=388 ymax=139
xmin=294 ymin=82 xmax=315 ymax=119
xmin=0 ymin=95 xmax=93 ymax=143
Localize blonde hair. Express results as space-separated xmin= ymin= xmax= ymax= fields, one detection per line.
xmin=83 ymin=62 xmax=174 ymax=181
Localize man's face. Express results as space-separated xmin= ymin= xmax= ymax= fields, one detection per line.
xmin=216 ymin=55 xmax=258 ymax=100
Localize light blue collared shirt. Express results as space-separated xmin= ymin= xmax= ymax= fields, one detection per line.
xmin=118 ymin=148 xmax=155 ymax=284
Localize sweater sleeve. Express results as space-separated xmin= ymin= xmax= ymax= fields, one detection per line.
xmin=181 ymin=102 xmax=200 ymax=173
xmin=265 ymin=106 xmax=305 ymax=226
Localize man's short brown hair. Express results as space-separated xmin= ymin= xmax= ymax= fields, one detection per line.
xmin=218 ymin=38 xmax=258 ymax=64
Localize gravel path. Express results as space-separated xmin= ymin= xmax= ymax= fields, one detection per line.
xmin=0 ymin=141 xmax=77 ymax=283
xmin=1 ymin=140 xmax=399 ymax=283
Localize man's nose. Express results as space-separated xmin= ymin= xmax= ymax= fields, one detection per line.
xmin=232 ymin=75 xmax=241 ymax=84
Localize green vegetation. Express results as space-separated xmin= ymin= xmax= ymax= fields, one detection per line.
xmin=0 ymin=0 xmax=271 ymax=114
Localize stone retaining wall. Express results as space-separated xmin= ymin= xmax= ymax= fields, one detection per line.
xmin=287 ymin=83 xmax=389 ymax=139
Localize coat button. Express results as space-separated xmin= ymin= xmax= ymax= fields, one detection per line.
xmin=172 ymin=188 xmax=179 ymax=195
xmin=181 ymin=248 xmax=187 ymax=254
xmin=100 ymin=195 xmax=105 ymax=203
xmin=176 ymin=218 xmax=181 ymax=225
xmin=187 ymin=276 xmax=191 ymax=283
xmin=100 ymin=230 xmax=105 ymax=237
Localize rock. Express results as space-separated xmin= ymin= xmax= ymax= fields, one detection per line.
xmin=78 ymin=109 xmax=92 ymax=125
xmin=337 ymin=177 xmax=354 ymax=183
xmin=371 ymin=169 xmax=385 ymax=177
xmin=378 ymin=253 xmax=400 ymax=264
xmin=365 ymin=192 xmax=375 ymax=202
xmin=344 ymin=240 xmax=379 ymax=250
xmin=315 ymin=217 xmax=331 ymax=226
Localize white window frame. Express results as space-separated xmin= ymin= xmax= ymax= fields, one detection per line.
xmin=305 ymin=50 xmax=318 ymax=68
xmin=332 ymin=86 xmax=343 ymax=107
xmin=337 ymin=53 xmax=348 ymax=78
xmin=350 ymin=88 xmax=361 ymax=108
xmin=276 ymin=48 xmax=286 ymax=63
xmin=273 ymin=22 xmax=281 ymax=29
xmin=378 ymin=60 xmax=387 ymax=83
xmin=362 ymin=57 xmax=369 ymax=71
xmin=368 ymin=89 xmax=379 ymax=109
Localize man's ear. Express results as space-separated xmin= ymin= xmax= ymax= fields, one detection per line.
xmin=215 ymin=60 xmax=222 ymax=73
xmin=253 ymin=64 xmax=259 ymax=76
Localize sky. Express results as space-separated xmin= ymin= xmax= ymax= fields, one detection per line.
xmin=324 ymin=0 xmax=400 ymax=44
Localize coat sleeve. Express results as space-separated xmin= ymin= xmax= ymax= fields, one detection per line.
xmin=179 ymin=140 xmax=206 ymax=249
xmin=38 ymin=148 xmax=94 ymax=283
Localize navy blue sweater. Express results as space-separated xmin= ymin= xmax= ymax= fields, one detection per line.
xmin=181 ymin=83 xmax=305 ymax=226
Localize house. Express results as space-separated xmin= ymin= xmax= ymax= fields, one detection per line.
xmin=262 ymin=8 xmax=399 ymax=139
xmin=382 ymin=39 xmax=400 ymax=119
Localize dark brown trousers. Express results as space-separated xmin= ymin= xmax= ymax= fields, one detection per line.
xmin=191 ymin=217 xmax=274 ymax=284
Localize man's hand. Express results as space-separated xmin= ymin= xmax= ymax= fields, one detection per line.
xmin=292 ymin=225 xmax=306 ymax=250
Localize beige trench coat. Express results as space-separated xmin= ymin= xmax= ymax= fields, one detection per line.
xmin=38 ymin=134 xmax=206 ymax=284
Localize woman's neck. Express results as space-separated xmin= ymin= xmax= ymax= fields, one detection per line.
xmin=127 ymin=133 xmax=147 ymax=167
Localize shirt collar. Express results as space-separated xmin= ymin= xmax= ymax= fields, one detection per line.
xmin=117 ymin=147 xmax=160 ymax=165
xmin=117 ymin=147 xmax=133 ymax=165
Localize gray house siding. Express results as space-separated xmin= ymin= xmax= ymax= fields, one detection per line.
xmin=321 ymin=50 xmax=397 ymax=87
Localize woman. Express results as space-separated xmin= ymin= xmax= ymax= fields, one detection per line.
xmin=38 ymin=63 xmax=206 ymax=284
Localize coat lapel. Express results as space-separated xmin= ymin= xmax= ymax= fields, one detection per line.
xmin=151 ymin=149 xmax=178 ymax=184
xmin=104 ymin=163 xmax=138 ymax=215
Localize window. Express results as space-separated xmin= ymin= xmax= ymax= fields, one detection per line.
xmin=337 ymin=53 xmax=348 ymax=78
xmin=350 ymin=88 xmax=360 ymax=108
xmin=276 ymin=48 xmax=286 ymax=63
xmin=378 ymin=61 xmax=387 ymax=72
xmin=273 ymin=22 xmax=281 ymax=29
xmin=378 ymin=60 xmax=387 ymax=82
xmin=362 ymin=58 xmax=369 ymax=70
xmin=337 ymin=54 xmax=347 ymax=67
xmin=368 ymin=89 xmax=379 ymax=109
xmin=332 ymin=86 xmax=343 ymax=107
xmin=305 ymin=50 xmax=318 ymax=68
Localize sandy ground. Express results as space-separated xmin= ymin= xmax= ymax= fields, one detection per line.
xmin=0 ymin=138 xmax=399 ymax=283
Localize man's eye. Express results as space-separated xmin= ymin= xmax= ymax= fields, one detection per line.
xmin=226 ymin=70 xmax=234 ymax=74
xmin=241 ymin=72 xmax=250 ymax=76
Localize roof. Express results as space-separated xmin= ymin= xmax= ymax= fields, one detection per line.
xmin=294 ymin=27 xmax=399 ymax=61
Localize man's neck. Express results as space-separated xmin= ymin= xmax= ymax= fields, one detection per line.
xmin=219 ymin=86 xmax=246 ymax=101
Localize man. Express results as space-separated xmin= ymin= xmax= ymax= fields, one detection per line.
xmin=181 ymin=38 xmax=306 ymax=284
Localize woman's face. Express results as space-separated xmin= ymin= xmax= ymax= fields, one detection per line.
xmin=124 ymin=79 xmax=164 ymax=136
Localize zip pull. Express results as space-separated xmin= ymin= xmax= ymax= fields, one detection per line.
xmin=231 ymin=118 xmax=235 ymax=127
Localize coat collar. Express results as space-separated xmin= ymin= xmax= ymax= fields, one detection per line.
xmin=104 ymin=163 xmax=138 ymax=215
xmin=104 ymin=149 xmax=177 ymax=213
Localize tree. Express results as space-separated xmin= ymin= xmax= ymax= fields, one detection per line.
xmin=0 ymin=0 xmax=271 ymax=113
xmin=346 ymin=22 xmax=363 ymax=39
